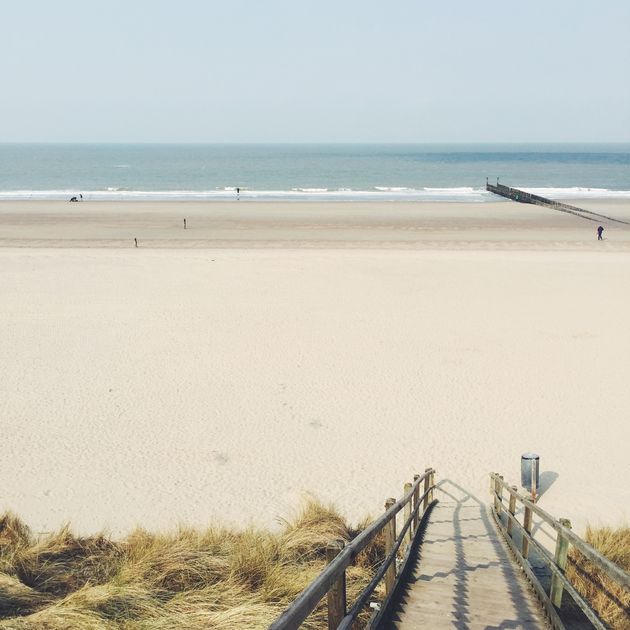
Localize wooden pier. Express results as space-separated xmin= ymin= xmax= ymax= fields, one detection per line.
xmin=486 ymin=181 xmax=630 ymax=226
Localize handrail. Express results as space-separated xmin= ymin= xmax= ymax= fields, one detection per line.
xmin=269 ymin=468 xmax=436 ymax=630
xmin=489 ymin=472 xmax=629 ymax=630
xmin=500 ymin=507 xmax=606 ymax=628
xmin=337 ymin=485 xmax=430 ymax=629
xmin=491 ymin=474 xmax=630 ymax=589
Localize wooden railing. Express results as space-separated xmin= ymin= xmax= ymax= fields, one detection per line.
xmin=269 ymin=468 xmax=437 ymax=630
xmin=489 ymin=473 xmax=630 ymax=629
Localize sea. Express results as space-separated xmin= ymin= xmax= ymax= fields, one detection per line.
xmin=0 ymin=143 xmax=629 ymax=203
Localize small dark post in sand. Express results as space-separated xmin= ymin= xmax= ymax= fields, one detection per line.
xmin=184 ymin=218 xmax=187 ymax=229
xmin=134 ymin=238 xmax=138 ymax=248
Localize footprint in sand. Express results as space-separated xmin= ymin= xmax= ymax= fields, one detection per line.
xmin=572 ymin=332 xmax=596 ymax=340
xmin=211 ymin=451 xmax=229 ymax=465
xmin=308 ymin=419 xmax=324 ymax=429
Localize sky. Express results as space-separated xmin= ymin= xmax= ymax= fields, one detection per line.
xmin=1 ymin=0 xmax=629 ymax=143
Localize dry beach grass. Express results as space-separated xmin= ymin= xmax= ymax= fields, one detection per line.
xmin=567 ymin=525 xmax=630 ymax=630
xmin=1 ymin=505 xmax=627 ymax=629
xmin=0 ymin=500 xmax=383 ymax=629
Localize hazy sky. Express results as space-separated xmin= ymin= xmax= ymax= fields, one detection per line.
xmin=2 ymin=0 xmax=629 ymax=142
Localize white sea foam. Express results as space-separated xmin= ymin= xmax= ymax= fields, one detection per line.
xmin=424 ymin=187 xmax=477 ymax=193
xmin=518 ymin=187 xmax=630 ymax=199
xmin=0 ymin=187 xmax=628 ymax=202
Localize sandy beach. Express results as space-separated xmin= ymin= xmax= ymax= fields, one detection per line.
xmin=2 ymin=198 xmax=630 ymax=249
xmin=1 ymin=199 xmax=629 ymax=538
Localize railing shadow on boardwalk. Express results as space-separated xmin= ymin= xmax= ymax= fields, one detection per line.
xmin=380 ymin=479 xmax=544 ymax=629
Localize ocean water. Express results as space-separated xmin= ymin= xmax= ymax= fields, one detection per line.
xmin=0 ymin=143 xmax=628 ymax=202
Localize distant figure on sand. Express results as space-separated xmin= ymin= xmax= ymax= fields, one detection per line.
xmin=134 ymin=238 xmax=138 ymax=248
xmin=236 ymin=187 xmax=240 ymax=200
xmin=597 ymin=226 xmax=604 ymax=240
xmin=184 ymin=218 xmax=187 ymax=229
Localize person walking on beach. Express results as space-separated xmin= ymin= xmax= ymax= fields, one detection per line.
xmin=184 ymin=218 xmax=187 ymax=229
xmin=236 ymin=187 xmax=240 ymax=201
xmin=134 ymin=238 xmax=138 ymax=248
xmin=597 ymin=225 xmax=604 ymax=240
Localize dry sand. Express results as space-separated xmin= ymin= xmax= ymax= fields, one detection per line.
xmin=1 ymin=199 xmax=629 ymax=537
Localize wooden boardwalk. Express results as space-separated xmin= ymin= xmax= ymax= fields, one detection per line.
xmin=384 ymin=483 xmax=549 ymax=629
xmin=269 ymin=471 xmax=627 ymax=629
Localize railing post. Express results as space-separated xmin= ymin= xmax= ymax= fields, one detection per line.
xmin=497 ymin=475 xmax=504 ymax=516
xmin=412 ymin=474 xmax=420 ymax=531
xmin=384 ymin=498 xmax=396 ymax=596
xmin=550 ymin=519 xmax=572 ymax=607
xmin=326 ymin=540 xmax=346 ymax=629
xmin=522 ymin=500 xmax=533 ymax=561
xmin=423 ymin=468 xmax=431 ymax=512
xmin=493 ymin=474 xmax=499 ymax=514
xmin=404 ymin=482 xmax=412 ymax=546
xmin=507 ymin=486 xmax=517 ymax=538
xmin=429 ymin=469 xmax=435 ymax=502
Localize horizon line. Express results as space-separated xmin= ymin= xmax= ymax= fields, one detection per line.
xmin=1 ymin=141 xmax=630 ymax=146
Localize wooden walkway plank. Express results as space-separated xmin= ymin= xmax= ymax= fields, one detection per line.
xmin=383 ymin=482 xmax=549 ymax=629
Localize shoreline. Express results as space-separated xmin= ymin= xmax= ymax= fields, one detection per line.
xmin=2 ymin=199 xmax=630 ymax=250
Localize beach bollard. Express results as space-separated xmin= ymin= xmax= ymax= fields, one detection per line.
xmin=521 ymin=453 xmax=539 ymax=499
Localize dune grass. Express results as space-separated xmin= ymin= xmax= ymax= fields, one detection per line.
xmin=0 ymin=501 xmax=384 ymax=629
xmin=566 ymin=525 xmax=630 ymax=630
